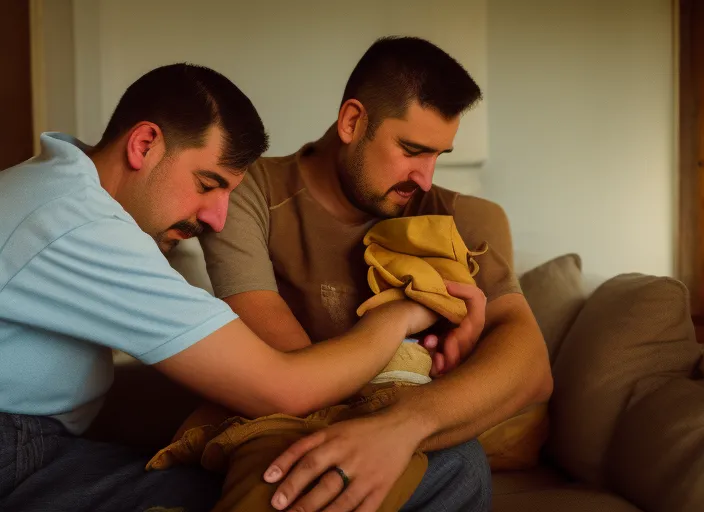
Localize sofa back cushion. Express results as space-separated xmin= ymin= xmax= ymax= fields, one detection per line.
xmin=607 ymin=377 xmax=704 ymax=512
xmin=480 ymin=254 xmax=584 ymax=471
xmin=547 ymin=274 xmax=701 ymax=485
xmin=519 ymin=254 xmax=585 ymax=364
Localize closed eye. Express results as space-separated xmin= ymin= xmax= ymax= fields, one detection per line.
xmin=199 ymin=181 xmax=217 ymax=193
xmin=398 ymin=138 xmax=453 ymax=157
xmin=195 ymin=170 xmax=230 ymax=193
xmin=400 ymin=142 xmax=431 ymax=157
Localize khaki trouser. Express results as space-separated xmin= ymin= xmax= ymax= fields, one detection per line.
xmin=147 ymin=384 xmax=427 ymax=512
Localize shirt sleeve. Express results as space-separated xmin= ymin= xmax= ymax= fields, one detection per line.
xmin=199 ymin=168 xmax=278 ymax=298
xmin=1 ymin=218 xmax=237 ymax=364
xmin=453 ymin=195 xmax=523 ymax=302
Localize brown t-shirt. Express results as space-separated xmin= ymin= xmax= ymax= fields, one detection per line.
xmin=200 ymin=143 xmax=521 ymax=343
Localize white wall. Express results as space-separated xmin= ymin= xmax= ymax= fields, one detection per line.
xmin=30 ymin=0 xmax=76 ymax=149
xmin=483 ymin=0 xmax=675 ymax=278
xmin=66 ymin=0 xmax=676 ymax=281
xmin=71 ymin=0 xmax=487 ymax=169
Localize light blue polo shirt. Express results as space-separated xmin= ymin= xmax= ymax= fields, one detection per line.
xmin=0 ymin=133 xmax=237 ymax=434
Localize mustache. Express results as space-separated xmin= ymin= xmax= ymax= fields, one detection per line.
xmin=387 ymin=180 xmax=420 ymax=195
xmin=168 ymin=220 xmax=207 ymax=238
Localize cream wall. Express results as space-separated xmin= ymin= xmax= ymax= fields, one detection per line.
xmin=30 ymin=0 xmax=76 ymax=149
xmin=65 ymin=0 xmax=675 ymax=281
xmin=71 ymin=0 xmax=487 ymax=165
xmin=483 ymin=0 xmax=675 ymax=278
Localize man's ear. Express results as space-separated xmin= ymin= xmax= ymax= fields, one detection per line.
xmin=337 ymin=99 xmax=367 ymax=145
xmin=126 ymin=122 xmax=163 ymax=171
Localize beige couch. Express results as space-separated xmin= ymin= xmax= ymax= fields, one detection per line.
xmin=89 ymin=243 xmax=704 ymax=512
xmin=493 ymin=254 xmax=704 ymax=512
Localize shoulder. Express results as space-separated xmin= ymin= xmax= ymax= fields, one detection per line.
xmin=454 ymin=194 xmax=509 ymax=226
xmin=242 ymin=153 xmax=305 ymax=208
xmin=0 ymin=160 xmax=129 ymax=267
xmin=453 ymin=194 xmax=514 ymax=268
xmin=406 ymin=185 xmax=458 ymax=215
xmin=409 ymin=186 xmax=513 ymax=266
xmin=407 ymin=185 xmax=508 ymax=224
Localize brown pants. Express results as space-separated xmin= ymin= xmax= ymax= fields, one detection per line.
xmin=147 ymin=385 xmax=427 ymax=512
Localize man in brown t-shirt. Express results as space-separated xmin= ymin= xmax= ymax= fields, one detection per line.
xmin=200 ymin=37 xmax=552 ymax=512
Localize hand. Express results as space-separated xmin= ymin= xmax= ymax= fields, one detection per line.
xmin=262 ymin=409 xmax=427 ymax=512
xmin=422 ymin=281 xmax=487 ymax=376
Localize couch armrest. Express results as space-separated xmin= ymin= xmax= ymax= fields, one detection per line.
xmin=84 ymin=359 xmax=201 ymax=455
xmin=606 ymin=377 xmax=704 ymax=512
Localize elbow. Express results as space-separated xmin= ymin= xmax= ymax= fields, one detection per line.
xmin=529 ymin=350 xmax=554 ymax=404
xmin=276 ymin=402 xmax=314 ymax=418
xmin=535 ymin=367 xmax=554 ymax=403
xmin=272 ymin=389 xmax=322 ymax=417
xmin=244 ymin=388 xmax=318 ymax=419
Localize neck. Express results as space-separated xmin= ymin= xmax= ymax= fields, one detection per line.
xmin=301 ymin=125 xmax=372 ymax=225
xmin=87 ymin=143 xmax=127 ymax=200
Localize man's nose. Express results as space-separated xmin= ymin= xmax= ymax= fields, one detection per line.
xmin=197 ymin=193 xmax=229 ymax=233
xmin=409 ymin=159 xmax=436 ymax=192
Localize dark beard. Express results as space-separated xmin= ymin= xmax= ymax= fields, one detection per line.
xmin=339 ymin=140 xmax=405 ymax=219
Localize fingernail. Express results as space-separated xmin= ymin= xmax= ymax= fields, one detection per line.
xmin=272 ymin=492 xmax=288 ymax=509
xmin=264 ymin=466 xmax=282 ymax=482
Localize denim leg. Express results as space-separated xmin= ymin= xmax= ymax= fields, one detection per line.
xmin=0 ymin=413 xmax=223 ymax=512
xmin=400 ymin=439 xmax=492 ymax=512
xmin=0 ymin=413 xmax=64 ymax=499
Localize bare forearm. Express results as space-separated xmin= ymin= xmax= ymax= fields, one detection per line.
xmin=394 ymin=296 xmax=553 ymax=449
xmin=276 ymin=304 xmax=411 ymax=415
xmin=157 ymin=301 xmax=434 ymax=421
xmin=171 ymin=307 xmax=408 ymax=431
xmin=224 ymin=292 xmax=311 ymax=352
xmin=417 ymin=422 xmax=483 ymax=452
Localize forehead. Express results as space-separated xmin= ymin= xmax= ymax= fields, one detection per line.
xmin=376 ymin=103 xmax=460 ymax=148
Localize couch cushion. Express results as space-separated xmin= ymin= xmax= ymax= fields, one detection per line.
xmin=519 ymin=254 xmax=585 ymax=363
xmin=479 ymin=254 xmax=583 ymax=472
xmin=607 ymin=377 xmax=704 ymax=512
xmin=547 ymin=274 xmax=700 ymax=486
xmin=493 ymin=488 xmax=643 ymax=512
xmin=492 ymin=465 xmax=643 ymax=512
xmin=492 ymin=465 xmax=569 ymax=495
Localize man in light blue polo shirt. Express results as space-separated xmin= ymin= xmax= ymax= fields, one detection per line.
xmin=0 ymin=64 xmax=437 ymax=512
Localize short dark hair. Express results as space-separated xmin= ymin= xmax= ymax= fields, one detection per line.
xmin=98 ymin=63 xmax=269 ymax=169
xmin=341 ymin=37 xmax=482 ymax=136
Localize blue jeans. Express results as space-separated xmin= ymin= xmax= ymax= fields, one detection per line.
xmin=0 ymin=412 xmax=490 ymax=512
xmin=0 ymin=413 xmax=223 ymax=512
xmin=401 ymin=439 xmax=492 ymax=512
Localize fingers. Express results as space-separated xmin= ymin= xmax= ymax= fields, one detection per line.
xmin=265 ymin=430 xmax=327 ymax=483
xmin=266 ymin=432 xmax=333 ymax=510
xmin=430 ymin=352 xmax=445 ymax=377
xmin=286 ymin=468 xmax=346 ymax=512
xmin=442 ymin=280 xmax=487 ymax=372
xmin=271 ymin=446 xmax=338 ymax=510
xmin=289 ymin=477 xmax=386 ymax=512
xmin=421 ymin=333 xmax=439 ymax=350
xmin=444 ymin=280 xmax=486 ymax=302
xmin=323 ymin=485 xmax=384 ymax=512
xmin=442 ymin=334 xmax=461 ymax=371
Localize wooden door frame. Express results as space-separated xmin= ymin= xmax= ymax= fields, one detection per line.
xmin=0 ymin=0 xmax=33 ymax=169
xmin=677 ymin=0 xmax=704 ymax=317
